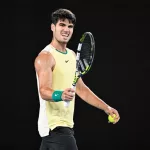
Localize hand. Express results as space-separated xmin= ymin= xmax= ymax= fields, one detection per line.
xmin=104 ymin=106 xmax=120 ymax=124
xmin=61 ymin=88 xmax=75 ymax=101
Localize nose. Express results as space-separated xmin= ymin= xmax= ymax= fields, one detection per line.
xmin=63 ymin=26 xmax=70 ymax=32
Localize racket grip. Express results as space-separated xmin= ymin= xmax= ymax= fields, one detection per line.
xmin=64 ymin=100 xmax=70 ymax=107
xmin=64 ymin=85 xmax=76 ymax=107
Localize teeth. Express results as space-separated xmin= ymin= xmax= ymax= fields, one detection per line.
xmin=62 ymin=34 xmax=68 ymax=37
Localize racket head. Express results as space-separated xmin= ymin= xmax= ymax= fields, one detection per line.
xmin=77 ymin=32 xmax=95 ymax=76
xmin=72 ymin=32 xmax=95 ymax=86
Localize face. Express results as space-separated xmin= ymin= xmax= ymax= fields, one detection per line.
xmin=51 ymin=19 xmax=74 ymax=44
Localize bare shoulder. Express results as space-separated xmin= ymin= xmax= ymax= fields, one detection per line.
xmin=34 ymin=51 xmax=55 ymax=72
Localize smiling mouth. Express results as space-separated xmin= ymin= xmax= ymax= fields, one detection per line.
xmin=61 ymin=33 xmax=69 ymax=37
xmin=62 ymin=35 xmax=69 ymax=38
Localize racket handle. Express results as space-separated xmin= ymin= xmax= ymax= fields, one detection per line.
xmin=64 ymin=100 xmax=70 ymax=107
xmin=64 ymin=85 xmax=76 ymax=107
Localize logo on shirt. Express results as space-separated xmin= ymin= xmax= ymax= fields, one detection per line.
xmin=65 ymin=60 xmax=69 ymax=63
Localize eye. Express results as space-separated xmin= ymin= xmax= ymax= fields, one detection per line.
xmin=68 ymin=25 xmax=74 ymax=28
xmin=59 ymin=23 xmax=65 ymax=27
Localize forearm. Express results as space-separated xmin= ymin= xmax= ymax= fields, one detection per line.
xmin=40 ymin=87 xmax=54 ymax=101
xmin=77 ymin=86 xmax=109 ymax=111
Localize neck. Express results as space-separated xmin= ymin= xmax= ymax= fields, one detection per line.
xmin=50 ymin=40 xmax=67 ymax=52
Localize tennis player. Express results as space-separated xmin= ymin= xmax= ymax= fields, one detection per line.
xmin=34 ymin=8 xmax=120 ymax=150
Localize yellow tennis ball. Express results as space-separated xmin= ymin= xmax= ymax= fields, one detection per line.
xmin=108 ymin=114 xmax=116 ymax=123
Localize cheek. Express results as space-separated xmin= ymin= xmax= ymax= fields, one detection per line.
xmin=55 ymin=29 xmax=61 ymax=36
xmin=70 ymin=30 xmax=73 ymax=36
xmin=55 ymin=27 xmax=60 ymax=33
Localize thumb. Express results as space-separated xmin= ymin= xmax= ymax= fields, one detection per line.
xmin=70 ymin=88 xmax=75 ymax=93
xmin=109 ymin=112 xmax=115 ymax=117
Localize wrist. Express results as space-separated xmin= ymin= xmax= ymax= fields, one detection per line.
xmin=52 ymin=90 xmax=63 ymax=102
xmin=104 ymin=105 xmax=112 ymax=113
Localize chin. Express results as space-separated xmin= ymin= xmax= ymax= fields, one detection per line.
xmin=57 ymin=38 xmax=69 ymax=44
xmin=62 ymin=41 xmax=68 ymax=44
xmin=61 ymin=39 xmax=69 ymax=44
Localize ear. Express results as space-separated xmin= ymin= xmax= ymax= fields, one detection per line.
xmin=51 ymin=23 xmax=55 ymax=32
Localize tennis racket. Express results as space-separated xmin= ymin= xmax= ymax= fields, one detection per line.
xmin=64 ymin=32 xmax=95 ymax=107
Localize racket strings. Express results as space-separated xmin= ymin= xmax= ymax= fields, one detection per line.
xmin=77 ymin=33 xmax=95 ymax=74
xmin=81 ymin=43 xmax=92 ymax=58
xmin=79 ymin=43 xmax=93 ymax=72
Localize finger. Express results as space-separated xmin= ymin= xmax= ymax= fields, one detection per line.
xmin=62 ymin=93 xmax=71 ymax=101
xmin=116 ymin=116 xmax=120 ymax=122
xmin=66 ymin=91 xmax=75 ymax=97
xmin=64 ymin=95 xmax=74 ymax=101
xmin=113 ymin=120 xmax=118 ymax=124
xmin=114 ymin=116 xmax=120 ymax=124
xmin=113 ymin=110 xmax=119 ymax=118
xmin=69 ymin=88 xmax=75 ymax=93
xmin=109 ymin=112 xmax=114 ymax=117
xmin=62 ymin=97 xmax=71 ymax=101
xmin=71 ymin=92 xmax=75 ymax=96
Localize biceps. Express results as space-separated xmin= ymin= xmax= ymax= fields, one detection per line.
xmin=38 ymin=68 xmax=53 ymax=89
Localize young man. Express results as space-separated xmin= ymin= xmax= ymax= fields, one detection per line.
xmin=34 ymin=8 xmax=120 ymax=150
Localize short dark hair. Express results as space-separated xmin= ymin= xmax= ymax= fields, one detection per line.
xmin=51 ymin=8 xmax=76 ymax=25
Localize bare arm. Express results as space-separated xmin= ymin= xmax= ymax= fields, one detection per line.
xmin=34 ymin=51 xmax=55 ymax=101
xmin=71 ymin=49 xmax=120 ymax=123
xmin=76 ymin=78 xmax=109 ymax=111
xmin=76 ymin=78 xmax=120 ymax=123
xmin=34 ymin=51 xmax=75 ymax=102
xmin=72 ymin=49 xmax=109 ymax=110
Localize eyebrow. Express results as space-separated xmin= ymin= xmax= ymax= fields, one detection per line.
xmin=59 ymin=22 xmax=66 ymax=25
xmin=59 ymin=22 xmax=74 ymax=27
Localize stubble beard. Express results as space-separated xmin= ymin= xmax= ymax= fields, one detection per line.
xmin=56 ymin=37 xmax=69 ymax=45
